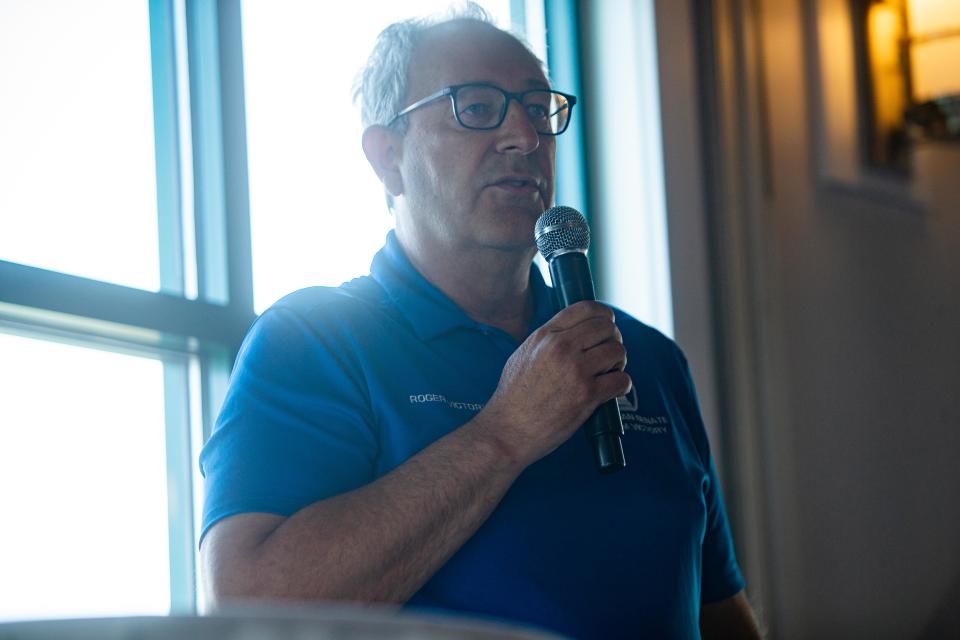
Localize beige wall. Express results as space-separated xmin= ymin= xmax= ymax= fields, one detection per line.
xmin=681 ymin=0 xmax=960 ymax=636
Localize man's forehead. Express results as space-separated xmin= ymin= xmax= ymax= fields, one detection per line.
xmin=409 ymin=20 xmax=548 ymax=94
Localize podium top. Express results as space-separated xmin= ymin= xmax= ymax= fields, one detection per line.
xmin=0 ymin=606 xmax=569 ymax=640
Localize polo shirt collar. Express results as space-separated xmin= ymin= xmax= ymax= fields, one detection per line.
xmin=369 ymin=230 xmax=558 ymax=342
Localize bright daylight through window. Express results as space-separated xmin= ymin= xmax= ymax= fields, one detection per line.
xmin=0 ymin=333 xmax=170 ymax=621
xmin=0 ymin=0 xmax=160 ymax=291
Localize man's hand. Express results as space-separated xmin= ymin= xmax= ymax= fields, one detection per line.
xmin=701 ymin=591 xmax=764 ymax=639
xmin=474 ymin=300 xmax=632 ymax=468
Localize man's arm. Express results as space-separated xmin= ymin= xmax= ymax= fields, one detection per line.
xmin=201 ymin=301 xmax=630 ymax=606
xmin=202 ymin=413 xmax=523 ymax=604
xmin=700 ymin=591 xmax=763 ymax=639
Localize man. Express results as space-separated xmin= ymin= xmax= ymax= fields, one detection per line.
xmin=199 ymin=6 xmax=761 ymax=639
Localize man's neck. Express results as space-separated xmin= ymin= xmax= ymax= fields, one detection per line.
xmin=396 ymin=230 xmax=536 ymax=342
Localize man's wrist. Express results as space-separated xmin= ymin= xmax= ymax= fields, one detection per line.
xmin=461 ymin=407 xmax=528 ymax=475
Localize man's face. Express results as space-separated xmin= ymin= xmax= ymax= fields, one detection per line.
xmin=395 ymin=22 xmax=556 ymax=257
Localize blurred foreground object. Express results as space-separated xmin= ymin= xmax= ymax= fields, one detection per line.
xmin=0 ymin=604 xmax=567 ymax=640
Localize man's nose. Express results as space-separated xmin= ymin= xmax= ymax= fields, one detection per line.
xmin=495 ymin=99 xmax=540 ymax=154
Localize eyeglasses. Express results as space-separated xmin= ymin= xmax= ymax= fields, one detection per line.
xmin=387 ymin=83 xmax=577 ymax=135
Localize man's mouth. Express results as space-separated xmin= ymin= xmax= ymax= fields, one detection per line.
xmin=491 ymin=175 xmax=542 ymax=195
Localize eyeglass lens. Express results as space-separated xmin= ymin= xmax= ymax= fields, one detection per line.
xmin=454 ymin=86 xmax=570 ymax=133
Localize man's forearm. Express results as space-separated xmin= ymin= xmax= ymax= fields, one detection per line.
xmin=207 ymin=413 xmax=524 ymax=604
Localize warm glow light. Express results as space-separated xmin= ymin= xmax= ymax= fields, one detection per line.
xmin=817 ymin=0 xmax=861 ymax=179
xmin=907 ymin=0 xmax=959 ymax=34
xmin=867 ymin=3 xmax=907 ymax=136
xmin=907 ymin=0 xmax=960 ymax=100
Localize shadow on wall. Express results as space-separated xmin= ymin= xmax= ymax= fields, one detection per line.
xmin=918 ymin=571 xmax=960 ymax=639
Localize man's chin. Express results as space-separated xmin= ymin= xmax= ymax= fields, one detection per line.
xmin=488 ymin=201 xmax=546 ymax=223
xmin=483 ymin=188 xmax=545 ymax=213
xmin=474 ymin=229 xmax=538 ymax=255
xmin=468 ymin=200 xmax=547 ymax=251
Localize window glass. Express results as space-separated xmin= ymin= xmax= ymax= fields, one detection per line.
xmin=0 ymin=332 xmax=170 ymax=621
xmin=242 ymin=0 xmax=511 ymax=312
xmin=0 ymin=0 xmax=160 ymax=291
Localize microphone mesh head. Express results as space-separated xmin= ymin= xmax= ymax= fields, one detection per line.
xmin=535 ymin=206 xmax=590 ymax=260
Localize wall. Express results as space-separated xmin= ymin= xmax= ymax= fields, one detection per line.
xmin=704 ymin=0 xmax=960 ymax=636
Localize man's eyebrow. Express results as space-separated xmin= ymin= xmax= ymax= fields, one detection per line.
xmin=464 ymin=78 xmax=552 ymax=90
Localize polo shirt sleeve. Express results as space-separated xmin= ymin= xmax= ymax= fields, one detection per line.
xmin=672 ymin=346 xmax=746 ymax=604
xmin=699 ymin=450 xmax=746 ymax=603
xmin=198 ymin=302 xmax=378 ymax=544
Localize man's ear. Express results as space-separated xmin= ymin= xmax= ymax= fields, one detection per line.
xmin=362 ymin=125 xmax=404 ymax=197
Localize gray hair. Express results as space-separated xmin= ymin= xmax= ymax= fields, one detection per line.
xmin=353 ymin=2 xmax=545 ymax=132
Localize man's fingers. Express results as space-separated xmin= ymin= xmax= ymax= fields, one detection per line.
xmin=582 ymin=340 xmax=628 ymax=377
xmin=546 ymin=301 xmax=614 ymax=332
xmin=596 ymin=370 xmax=633 ymax=401
xmin=560 ymin=315 xmax=622 ymax=352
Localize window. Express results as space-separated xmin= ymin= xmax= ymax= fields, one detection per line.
xmin=582 ymin=0 xmax=674 ymax=337
xmin=0 ymin=0 xmax=160 ymax=291
xmin=0 ymin=332 xmax=171 ymax=620
xmin=0 ymin=0 xmax=553 ymax=620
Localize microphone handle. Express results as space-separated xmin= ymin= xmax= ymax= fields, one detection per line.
xmin=548 ymin=252 xmax=626 ymax=473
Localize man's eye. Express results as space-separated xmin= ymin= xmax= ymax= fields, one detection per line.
xmin=462 ymin=102 xmax=493 ymax=116
xmin=525 ymin=104 xmax=549 ymax=119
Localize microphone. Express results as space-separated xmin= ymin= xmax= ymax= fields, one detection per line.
xmin=534 ymin=206 xmax=626 ymax=474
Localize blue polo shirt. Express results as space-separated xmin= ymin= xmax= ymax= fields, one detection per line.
xmin=200 ymin=231 xmax=744 ymax=639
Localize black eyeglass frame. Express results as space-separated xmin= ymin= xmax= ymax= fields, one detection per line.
xmin=387 ymin=83 xmax=578 ymax=135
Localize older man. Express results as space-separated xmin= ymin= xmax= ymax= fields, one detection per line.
xmin=199 ymin=7 xmax=760 ymax=639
